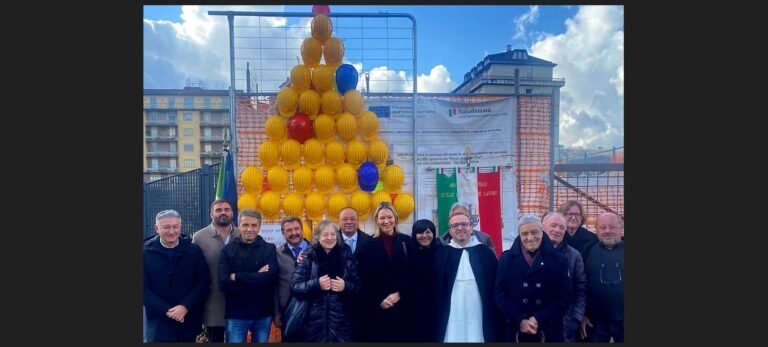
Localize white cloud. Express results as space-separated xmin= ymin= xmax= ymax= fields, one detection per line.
xmin=144 ymin=5 xmax=286 ymax=90
xmin=513 ymin=5 xmax=540 ymax=40
xmin=417 ymin=65 xmax=457 ymax=92
xmin=529 ymin=5 xmax=624 ymax=148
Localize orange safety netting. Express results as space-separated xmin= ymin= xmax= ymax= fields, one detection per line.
xmin=235 ymin=94 xmax=622 ymax=229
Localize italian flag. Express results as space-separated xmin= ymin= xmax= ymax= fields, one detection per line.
xmin=436 ymin=166 xmax=503 ymax=257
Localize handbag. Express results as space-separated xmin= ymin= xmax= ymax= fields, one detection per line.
xmin=282 ymin=294 xmax=310 ymax=342
xmin=195 ymin=325 xmax=209 ymax=343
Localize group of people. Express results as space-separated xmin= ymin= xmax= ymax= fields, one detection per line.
xmin=143 ymin=198 xmax=623 ymax=343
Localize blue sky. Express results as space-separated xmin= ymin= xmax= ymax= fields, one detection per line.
xmin=144 ymin=5 xmax=623 ymax=148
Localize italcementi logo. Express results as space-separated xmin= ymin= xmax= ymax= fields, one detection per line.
xmin=448 ymin=107 xmax=492 ymax=117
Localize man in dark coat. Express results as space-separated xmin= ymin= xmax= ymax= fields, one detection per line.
xmin=581 ymin=212 xmax=624 ymax=342
xmin=144 ymin=210 xmax=210 ymax=342
xmin=218 ymin=209 xmax=278 ymax=343
xmin=274 ymin=215 xmax=311 ymax=334
xmin=542 ymin=211 xmax=587 ymax=342
xmin=432 ymin=212 xmax=499 ymax=342
xmin=338 ymin=207 xmax=374 ymax=340
xmin=495 ymin=214 xmax=572 ymax=343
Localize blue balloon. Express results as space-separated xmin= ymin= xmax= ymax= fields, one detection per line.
xmin=336 ymin=64 xmax=359 ymax=94
xmin=357 ymin=161 xmax=379 ymax=192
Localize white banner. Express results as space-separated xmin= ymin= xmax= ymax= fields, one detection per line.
xmin=364 ymin=97 xmax=517 ymax=245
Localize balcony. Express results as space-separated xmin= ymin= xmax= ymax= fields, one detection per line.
xmin=146 ymin=136 xmax=177 ymax=142
xmin=145 ymin=120 xmax=178 ymax=126
xmin=200 ymin=119 xmax=229 ymax=126
xmin=200 ymin=136 xmax=225 ymax=142
xmin=146 ymin=151 xmax=178 ymax=157
xmin=200 ymin=151 xmax=221 ymax=158
xmin=146 ymin=167 xmax=179 ymax=173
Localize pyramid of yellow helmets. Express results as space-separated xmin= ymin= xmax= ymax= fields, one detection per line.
xmin=239 ymin=12 xmax=413 ymax=226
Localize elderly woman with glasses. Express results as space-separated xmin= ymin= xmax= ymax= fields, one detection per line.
xmin=557 ymin=200 xmax=599 ymax=258
xmin=290 ymin=220 xmax=361 ymax=342
xmin=494 ymin=214 xmax=572 ymax=343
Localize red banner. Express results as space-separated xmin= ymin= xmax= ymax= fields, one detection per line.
xmin=477 ymin=167 xmax=502 ymax=257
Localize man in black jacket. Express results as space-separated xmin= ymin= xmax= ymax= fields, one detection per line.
xmin=218 ymin=209 xmax=278 ymax=342
xmin=542 ymin=212 xmax=587 ymax=342
xmin=144 ymin=210 xmax=210 ymax=342
xmin=338 ymin=207 xmax=373 ymax=340
xmin=580 ymin=212 xmax=624 ymax=343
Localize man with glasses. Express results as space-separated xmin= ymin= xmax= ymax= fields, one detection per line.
xmin=144 ymin=210 xmax=211 ymax=342
xmin=495 ymin=215 xmax=571 ymax=342
xmin=440 ymin=202 xmax=496 ymax=255
xmin=557 ymin=200 xmax=598 ymax=258
xmin=580 ymin=212 xmax=624 ymax=342
xmin=432 ymin=212 xmax=500 ymax=342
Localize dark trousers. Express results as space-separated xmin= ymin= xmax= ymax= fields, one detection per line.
xmin=589 ymin=320 xmax=624 ymax=343
xmin=208 ymin=326 xmax=225 ymax=343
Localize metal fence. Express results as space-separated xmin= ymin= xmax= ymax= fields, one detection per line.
xmin=143 ymin=163 xmax=220 ymax=239
xmin=553 ymin=163 xmax=624 ymax=231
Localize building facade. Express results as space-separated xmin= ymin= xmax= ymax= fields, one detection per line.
xmin=143 ymin=87 xmax=231 ymax=182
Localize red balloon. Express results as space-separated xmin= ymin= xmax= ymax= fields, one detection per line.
xmin=288 ymin=113 xmax=314 ymax=144
xmin=312 ymin=5 xmax=330 ymax=14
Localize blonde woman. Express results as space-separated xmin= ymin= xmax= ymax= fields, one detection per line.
xmin=355 ymin=202 xmax=416 ymax=342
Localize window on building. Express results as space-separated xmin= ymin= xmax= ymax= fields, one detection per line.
xmin=184 ymin=97 xmax=194 ymax=108
xmin=168 ymin=98 xmax=175 ymax=108
xmin=204 ymin=97 xmax=211 ymax=109
xmin=169 ymin=114 xmax=176 ymax=122
xmin=222 ymin=97 xmax=230 ymax=109
xmin=170 ymin=143 xmax=177 ymax=153
xmin=150 ymin=142 xmax=158 ymax=152
xmin=204 ymin=128 xmax=212 ymax=139
xmin=526 ymin=88 xmax=533 ymax=94
xmin=151 ymin=159 xmax=159 ymax=169
xmin=203 ymin=112 xmax=212 ymax=121
xmin=184 ymin=144 xmax=193 ymax=152
xmin=184 ymin=112 xmax=192 ymax=121
xmin=170 ymin=159 xmax=177 ymax=170
xmin=169 ymin=128 xmax=176 ymax=137
xmin=149 ymin=97 xmax=157 ymax=109
xmin=148 ymin=113 xmax=158 ymax=121
xmin=204 ymin=159 xmax=213 ymax=165
xmin=185 ymin=159 xmax=195 ymax=168
xmin=151 ymin=127 xmax=158 ymax=137
xmin=184 ymin=128 xmax=193 ymax=136
xmin=150 ymin=175 xmax=161 ymax=181
xmin=205 ymin=144 xmax=212 ymax=153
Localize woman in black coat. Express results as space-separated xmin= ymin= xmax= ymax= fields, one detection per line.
xmin=495 ymin=215 xmax=572 ymax=343
xmin=290 ymin=220 xmax=360 ymax=342
xmin=355 ymin=202 xmax=415 ymax=342
xmin=406 ymin=219 xmax=442 ymax=342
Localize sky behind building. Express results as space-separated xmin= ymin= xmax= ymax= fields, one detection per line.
xmin=144 ymin=4 xmax=623 ymax=148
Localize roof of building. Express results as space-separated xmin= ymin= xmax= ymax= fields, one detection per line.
xmin=144 ymin=88 xmax=233 ymax=96
xmin=452 ymin=47 xmax=557 ymax=93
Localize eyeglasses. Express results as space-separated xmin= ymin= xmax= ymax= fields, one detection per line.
xmin=564 ymin=212 xmax=582 ymax=218
xmin=450 ymin=222 xmax=470 ymax=230
xmin=600 ymin=262 xmax=623 ymax=285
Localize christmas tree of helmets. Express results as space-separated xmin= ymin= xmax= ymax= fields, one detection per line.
xmin=236 ymin=11 xmax=414 ymax=238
